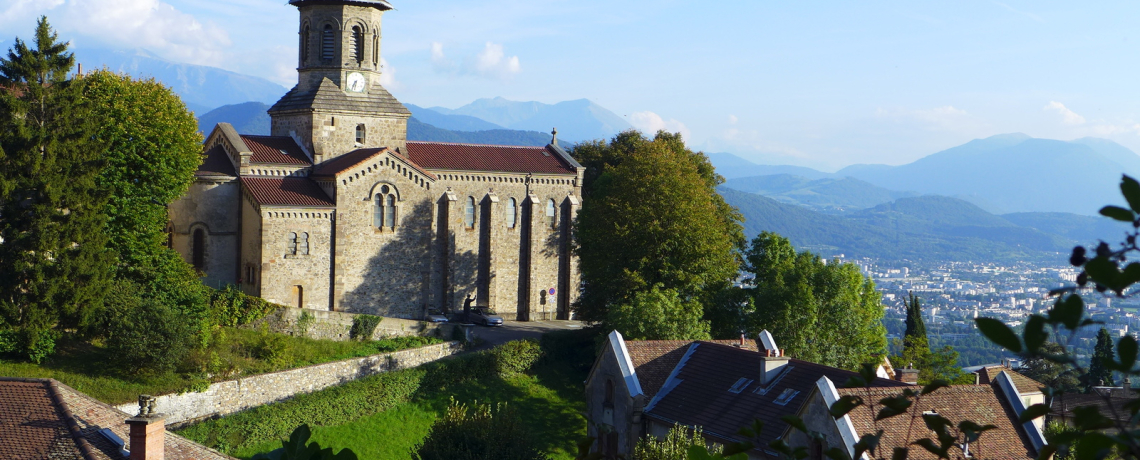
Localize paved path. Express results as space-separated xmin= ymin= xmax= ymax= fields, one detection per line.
xmin=467 ymin=319 xmax=586 ymax=349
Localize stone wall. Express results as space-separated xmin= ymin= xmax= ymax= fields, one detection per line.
xmin=115 ymin=341 xmax=463 ymax=426
xmin=258 ymin=209 xmax=335 ymax=310
xmin=168 ymin=178 xmax=240 ymax=289
xmin=255 ymin=308 xmax=455 ymax=341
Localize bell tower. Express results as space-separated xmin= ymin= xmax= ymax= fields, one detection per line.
xmin=269 ymin=0 xmax=411 ymax=164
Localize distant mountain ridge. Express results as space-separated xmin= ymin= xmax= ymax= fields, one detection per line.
xmin=73 ymin=47 xmax=287 ymax=114
xmin=713 ymin=133 xmax=1140 ymax=215
xmin=428 ymin=97 xmax=631 ymax=143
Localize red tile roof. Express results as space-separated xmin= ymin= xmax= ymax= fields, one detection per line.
xmin=242 ymin=177 xmax=334 ymax=207
xmin=405 ymin=141 xmax=577 ymax=174
xmin=241 ymin=135 xmax=311 ymax=165
xmin=644 ymin=343 xmax=906 ymax=452
xmin=310 ymin=148 xmax=438 ymax=180
xmin=0 ymin=377 xmax=233 ymax=460
xmin=975 ymin=366 xmax=1044 ymax=392
xmin=838 ymin=385 xmax=1036 ymax=459
xmin=196 ymin=145 xmax=236 ymax=177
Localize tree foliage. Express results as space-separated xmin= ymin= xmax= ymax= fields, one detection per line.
xmin=635 ymin=424 xmax=722 ymax=460
xmin=1019 ymin=342 xmax=1080 ymax=393
xmin=606 ymin=284 xmax=711 ymax=341
xmin=741 ymin=232 xmax=886 ymax=370
xmin=0 ymin=17 xmax=112 ymax=360
xmin=892 ymin=293 xmax=969 ymax=384
xmin=572 ymin=130 xmax=743 ymax=323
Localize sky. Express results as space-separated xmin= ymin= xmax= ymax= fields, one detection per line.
xmin=3 ymin=0 xmax=1140 ymax=171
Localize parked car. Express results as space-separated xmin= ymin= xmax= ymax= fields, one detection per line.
xmin=425 ymin=310 xmax=448 ymax=323
xmin=463 ymin=308 xmax=504 ymax=326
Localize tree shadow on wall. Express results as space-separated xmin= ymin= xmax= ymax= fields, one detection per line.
xmin=338 ymin=200 xmax=478 ymax=318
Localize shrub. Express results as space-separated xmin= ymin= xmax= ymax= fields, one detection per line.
xmin=634 ymin=424 xmax=721 ymax=460
xmin=491 ymin=339 xmax=543 ymax=377
xmin=374 ymin=336 xmax=437 ymax=353
xmin=349 ymin=315 xmax=381 ymax=341
xmin=210 ymin=285 xmax=281 ymax=328
xmin=21 ymin=328 xmax=59 ymax=364
xmin=249 ymin=327 xmax=294 ymax=368
xmin=294 ymin=311 xmax=315 ymax=336
xmin=414 ymin=398 xmax=549 ymax=460
xmin=0 ymin=329 xmax=17 ymax=354
xmin=105 ymin=293 xmax=197 ymax=375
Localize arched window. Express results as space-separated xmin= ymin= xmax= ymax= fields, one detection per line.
xmin=373 ymin=34 xmax=379 ymax=65
xmin=321 ymin=25 xmax=335 ymax=61
xmin=352 ymin=25 xmax=364 ymax=63
xmin=192 ymin=229 xmax=206 ymax=269
xmin=505 ymin=198 xmax=517 ymax=229
xmin=374 ymin=184 xmax=396 ymax=230
xmin=287 ymin=232 xmax=298 ymax=255
xmin=355 ymin=124 xmax=366 ymax=145
xmin=300 ymin=233 xmax=310 ymax=255
xmin=464 ymin=197 xmax=476 ymax=228
xmin=301 ymin=25 xmax=310 ymax=64
xmin=546 ymin=199 xmax=557 ymax=229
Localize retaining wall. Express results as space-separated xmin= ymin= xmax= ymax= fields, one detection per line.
xmin=252 ymin=308 xmax=457 ymax=341
xmin=116 ymin=341 xmax=463 ymax=426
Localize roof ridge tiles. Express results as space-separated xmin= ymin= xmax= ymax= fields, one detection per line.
xmin=406 ymin=140 xmax=549 ymax=149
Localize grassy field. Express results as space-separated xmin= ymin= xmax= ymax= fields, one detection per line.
xmin=179 ymin=331 xmax=598 ymax=460
xmin=0 ymin=328 xmax=440 ymax=404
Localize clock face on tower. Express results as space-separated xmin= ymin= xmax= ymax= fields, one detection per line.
xmin=346 ymin=72 xmax=366 ymax=93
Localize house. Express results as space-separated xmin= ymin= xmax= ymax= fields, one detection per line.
xmin=170 ymin=0 xmax=582 ymax=321
xmin=583 ymin=331 xmax=910 ymax=459
xmin=791 ymin=370 xmax=1047 ymax=459
xmin=0 ymin=377 xmax=232 ymax=460
xmin=1050 ymin=379 xmax=1135 ymax=430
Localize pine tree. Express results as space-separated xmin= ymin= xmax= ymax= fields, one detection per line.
xmin=0 ymin=17 xmax=111 ymax=361
xmin=1082 ymin=328 xmax=1116 ymax=391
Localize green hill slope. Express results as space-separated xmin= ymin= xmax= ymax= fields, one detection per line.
xmin=721 ymin=174 xmax=917 ymax=210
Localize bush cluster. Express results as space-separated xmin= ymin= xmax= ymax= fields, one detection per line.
xmin=349 ymin=315 xmax=381 ymax=341
xmin=210 ymin=285 xmax=282 ymax=328
xmin=176 ymin=340 xmax=541 ymax=452
xmin=414 ymin=398 xmax=549 ymax=460
xmin=491 ymin=339 xmax=543 ymax=377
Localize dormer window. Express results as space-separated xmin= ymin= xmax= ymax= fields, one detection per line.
xmin=772 ymin=388 xmax=800 ymax=406
xmin=728 ymin=377 xmax=754 ymax=394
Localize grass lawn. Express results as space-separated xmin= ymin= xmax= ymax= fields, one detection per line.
xmin=227 ymin=359 xmax=587 ymax=460
xmin=0 ymin=328 xmax=440 ymax=404
xmin=180 ymin=333 xmax=597 ymax=460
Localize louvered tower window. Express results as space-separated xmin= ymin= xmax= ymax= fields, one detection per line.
xmin=321 ymin=25 xmax=335 ymax=61
xmin=301 ymin=25 xmax=310 ymax=64
xmin=352 ymin=26 xmax=364 ymax=63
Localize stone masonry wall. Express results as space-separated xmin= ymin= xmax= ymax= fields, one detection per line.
xmin=254 ymin=308 xmax=455 ymax=341
xmin=258 ymin=209 xmax=335 ymax=310
xmin=115 ymin=341 xmax=463 ymax=426
xmin=168 ymin=178 xmax=240 ymax=289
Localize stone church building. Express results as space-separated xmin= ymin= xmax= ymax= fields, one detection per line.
xmin=169 ymin=0 xmax=583 ymax=320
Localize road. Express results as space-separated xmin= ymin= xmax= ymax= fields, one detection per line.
xmin=465 ymin=319 xmax=586 ymax=349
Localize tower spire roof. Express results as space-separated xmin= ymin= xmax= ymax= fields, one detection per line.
xmin=288 ymin=0 xmax=393 ymax=10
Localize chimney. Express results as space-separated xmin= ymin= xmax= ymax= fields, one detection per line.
xmin=735 ymin=333 xmax=746 ymax=348
xmin=895 ymin=363 xmax=919 ymax=385
xmin=757 ymin=331 xmax=789 ymax=385
xmin=126 ymin=395 xmax=164 ymax=460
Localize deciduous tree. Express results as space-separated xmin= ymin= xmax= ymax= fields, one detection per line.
xmin=606 ymin=285 xmax=711 ymax=341
xmin=572 ymin=130 xmax=743 ymax=323
xmin=742 ymin=232 xmax=886 ymax=370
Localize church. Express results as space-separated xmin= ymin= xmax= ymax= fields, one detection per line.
xmin=168 ymin=0 xmax=583 ymax=321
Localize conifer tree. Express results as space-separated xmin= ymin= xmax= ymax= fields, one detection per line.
xmin=1082 ymin=328 xmax=1116 ymax=391
xmin=903 ymin=292 xmax=928 ymax=357
xmin=0 ymin=17 xmax=111 ymax=361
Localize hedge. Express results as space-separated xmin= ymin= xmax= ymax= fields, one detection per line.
xmin=176 ymin=340 xmax=543 ymax=452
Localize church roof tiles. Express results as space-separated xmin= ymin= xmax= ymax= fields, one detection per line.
xmin=269 ymin=78 xmax=410 ymax=117
xmin=310 ymin=148 xmax=438 ymax=180
xmin=405 ymin=141 xmax=580 ymax=175
xmin=241 ymin=135 xmax=311 ymax=165
xmin=243 ymin=177 xmax=335 ymax=207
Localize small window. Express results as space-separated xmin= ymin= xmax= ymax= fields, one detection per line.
xmin=546 ymin=199 xmax=556 ymax=229
xmin=374 ymin=185 xmax=397 ymax=230
xmin=728 ymin=377 xmax=754 ymax=394
xmin=192 ymin=229 xmax=206 ymax=269
xmin=373 ymin=35 xmax=379 ymax=65
xmin=385 ymin=195 xmax=395 ymax=228
xmin=356 ymin=124 xmax=366 ymax=145
xmin=604 ymin=379 xmax=614 ymax=406
xmin=321 ymin=25 xmax=335 ymax=61
xmin=287 ymin=232 xmax=298 ymax=255
xmin=464 ymin=197 xmax=476 ymax=228
xmin=300 ymin=233 xmax=310 ymax=255
xmin=773 ymin=388 xmax=800 ymax=406
xmin=352 ymin=26 xmax=364 ymax=63
xmin=505 ymin=198 xmax=517 ymax=229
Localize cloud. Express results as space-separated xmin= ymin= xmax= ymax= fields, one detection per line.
xmin=1044 ymin=101 xmax=1086 ymax=125
xmin=630 ymin=111 xmax=691 ymax=141
xmin=378 ymin=57 xmax=398 ymax=88
xmin=875 ymin=105 xmax=983 ymax=133
xmin=728 ymin=114 xmax=738 ymax=125
xmin=2 ymin=0 xmax=232 ymax=67
xmin=429 ymin=41 xmax=520 ymax=79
